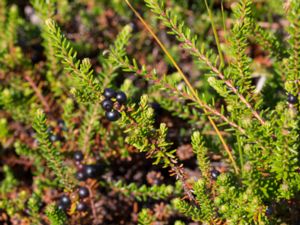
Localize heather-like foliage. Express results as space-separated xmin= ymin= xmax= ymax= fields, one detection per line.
xmin=0 ymin=0 xmax=299 ymax=224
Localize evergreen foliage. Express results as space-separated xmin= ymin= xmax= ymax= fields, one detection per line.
xmin=0 ymin=0 xmax=299 ymax=224
xmin=32 ymin=109 xmax=76 ymax=191
xmin=111 ymin=180 xmax=181 ymax=201
xmin=45 ymin=204 xmax=67 ymax=225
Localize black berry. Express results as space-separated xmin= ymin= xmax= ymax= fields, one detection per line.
xmin=129 ymin=22 xmax=138 ymax=32
xmin=74 ymin=151 xmax=84 ymax=162
xmin=60 ymin=195 xmax=71 ymax=208
xmin=101 ymin=99 xmax=114 ymax=111
xmin=211 ymin=169 xmax=220 ymax=180
xmin=287 ymin=93 xmax=298 ymax=104
xmin=103 ymin=88 xmax=116 ymax=99
xmin=78 ymin=186 xmax=89 ymax=198
xmin=115 ymin=91 xmax=127 ymax=104
xmin=105 ymin=110 xmax=121 ymax=122
xmin=76 ymin=202 xmax=88 ymax=212
xmin=266 ymin=206 xmax=273 ymax=216
xmin=151 ymin=102 xmax=162 ymax=112
xmin=84 ymin=165 xmax=97 ymax=178
xmin=29 ymin=130 xmax=36 ymax=138
xmin=58 ymin=119 xmax=67 ymax=131
xmin=76 ymin=171 xmax=87 ymax=181
xmin=57 ymin=203 xmax=67 ymax=211
xmin=50 ymin=135 xmax=59 ymax=142
xmin=46 ymin=127 xmax=53 ymax=134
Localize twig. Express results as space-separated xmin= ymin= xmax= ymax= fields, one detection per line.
xmin=87 ymin=181 xmax=98 ymax=225
xmin=24 ymin=74 xmax=51 ymax=112
xmin=169 ymin=163 xmax=198 ymax=204
xmin=124 ymin=0 xmax=239 ymax=174
xmin=204 ymin=0 xmax=225 ymax=68
xmin=162 ymin=12 xmax=266 ymax=126
xmin=82 ymin=103 xmax=100 ymax=155
xmin=3 ymin=156 xmax=33 ymax=169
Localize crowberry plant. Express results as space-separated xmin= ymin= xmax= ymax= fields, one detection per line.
xmin=59 ymin=195 xmax=71 ymax=210
xmin=76 ymin=171 xmax=87 ymax=182
xmin=101 ymin=99 xmax=114 ymax=112
xmin=83 ymin=165 xmax=98 ymax=179
xmin=105 ymin=110 xmax=121 ymax=122
xmin=73 ymin=151 xmax=84 ymax=162
xmin=78 ymin=186 xmax=89 ymax=199
xmin=287 ymin=93 xmax=298 ymax=104
xmin=115 ymin=91 xmax=127 ymax=104
xmin=76 ymin=202 xmax=88 ymax=212
xmin=0 ymin=0 xmax=299 ymax=224
xmin=210 ymin=169 xmax=220 ymax=181
xmin=103 ymin=88 xmax=116 ymax=99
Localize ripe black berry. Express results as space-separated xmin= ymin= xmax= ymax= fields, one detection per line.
xmin=115 ymin=91 xmax=127 ymax=104
xmin=84 ymin=165 xmax=97 ymax=178
xmin=74 ymin=151 xmax=84 ymax=162
xmin=58 ymin=119 xmax=67 ymax=131
xmin=78 ymin=186 xmax=89 ymax=198
xmin=76 ymin=171 xmax=87 ymax=181
xmin=76 ymin=202 xmax=88 ymax=212
xmin=103 ymin=88 xmax=116 ymax=99
xmin=46 ymin=127 xmax=53 ymax=134
xmin=105 ymin=110 xmax=121 ymax=122
xmin=60 ymin=195 xmax=71 ymax=208
xmin=287 ymin=93 xmax=298 ymax=104
xmin=50 ymin=134 xmax=59 ymax=142
xmin=211 ymin=169 xmax=220 ymax=180
xmin=57 ymin=203 xmax=67 ymax=211
xmin=266 ymin=206 xmax=273 ymax=216
xmin=101 ymin=99 xmax=114 ymax=111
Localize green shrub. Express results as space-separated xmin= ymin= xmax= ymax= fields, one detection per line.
xmin=0 ymin=0 xmax=299 ymax=224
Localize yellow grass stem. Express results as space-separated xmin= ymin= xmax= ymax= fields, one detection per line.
xmin=124 ymin=0 xmax=239 ymax=174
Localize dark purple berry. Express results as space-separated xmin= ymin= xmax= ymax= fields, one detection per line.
xmin=76 ymin=171 xmax=87 ymax=181
xmin=29 ymin=130 xmax=36 ymax=138
xmin=84 ymin=165 xmax=97 ymax=178
xmin=129 ymin=22 xmax=138 ymax=32
xmin=105 ymin=110 xmax=120 ymax=122
xmin=58 ymin=119 xmax=67 ymax=131
xmin=287 ymin=93 xmax=298 ymax=104
xmin=266 ymin=206 xmax=273 ymax=216
xmin=50 ymin=135 xmax=58 ymax=142
xmin=46 ymin=127 xmax=53 ymax=134
xmin=115 ymin=91 xmax=127 ymax=104
xmin=74 ymin=151 xmax=84 ymax=162
xmin=103 ymin=88 xmax=116 ymax=99
xmin=101 ymin=99 xmax=114 ymax=111
xmin=151 ymin=102 xmax=162 ymax=111
xmin=76 ymin=202 xmax=88 ymax=212
xmin=78 ymin=186 xmax=89 ymax=198
xmin=57 ymin=203 xmax=67 ymax=211
xmin=60 ymin=195 xmax=71 ymax=208
xmin=211 ymin=169 xmax=220 ymax=180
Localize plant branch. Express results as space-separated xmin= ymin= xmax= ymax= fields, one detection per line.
xmin=24 ymin=74 xmax=51 ymax=112
xmin=124 ymin=0 xmax=239 ymax=174
xmin=144 ymin=1 xmax=266 ymax=126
